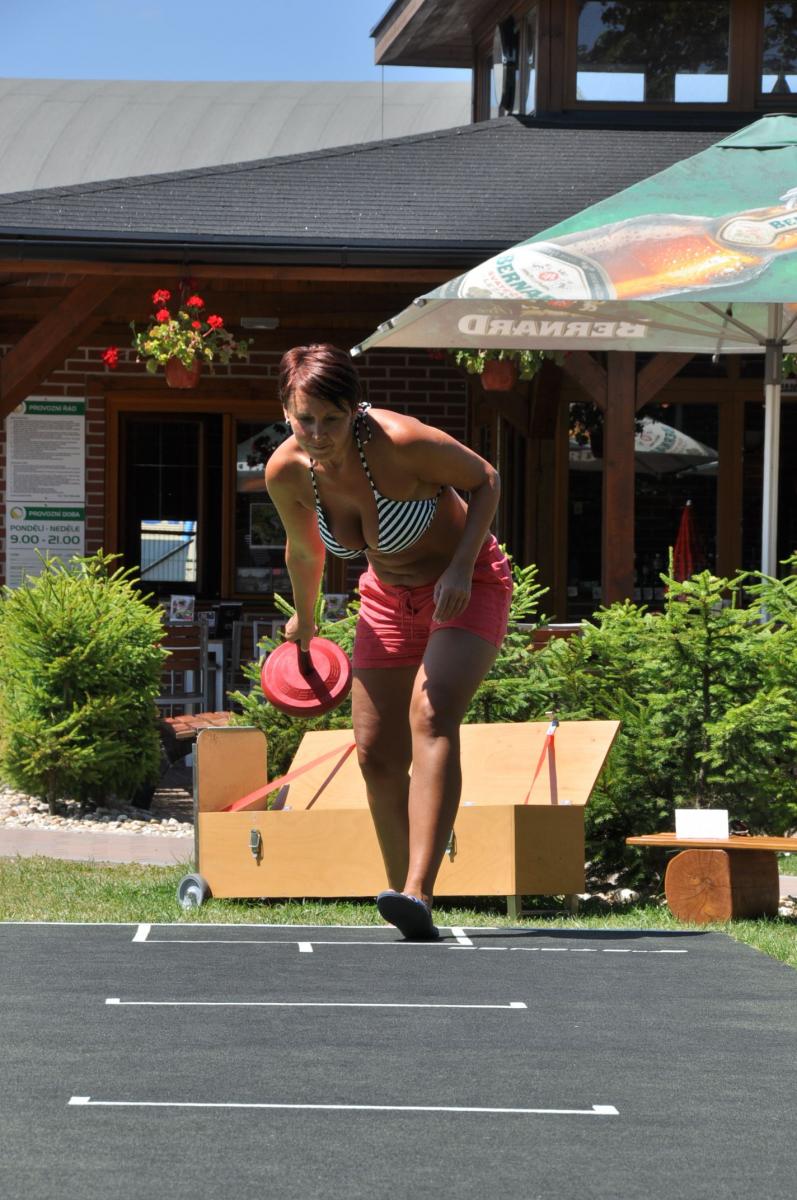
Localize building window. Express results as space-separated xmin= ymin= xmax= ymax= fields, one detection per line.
xmin=522 ymin=6 xmax=538 ymax=114
xmin=120 ymin=415 xmax=217 ymax=596
xmin=575 ymin=0 xmax=730 ymax=104
xmin=490 ymin=16 xmax=519 ymax=116
xmin=761 ymin=2 xmax=797 ymax=95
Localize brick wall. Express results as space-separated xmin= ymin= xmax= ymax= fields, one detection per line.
xmin=0 ymin=341 xmax=467 ymax=587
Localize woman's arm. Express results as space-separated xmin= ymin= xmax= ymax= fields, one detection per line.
xmin=265 ymin=456 xmax=326 ymax=649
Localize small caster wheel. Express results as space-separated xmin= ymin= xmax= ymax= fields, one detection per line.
xmin=177 ymin=873 xmax=211 ymax=910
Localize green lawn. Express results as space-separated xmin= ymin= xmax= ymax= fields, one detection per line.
xmin=2 ymin=856 xmax=795 ymax=970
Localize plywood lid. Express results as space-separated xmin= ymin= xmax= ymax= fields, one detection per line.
xmin=283 ymin=721 xmax=619 ymax=811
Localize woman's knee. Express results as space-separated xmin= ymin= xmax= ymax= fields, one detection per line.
xmin=356 ymin=732 xmax=412 ymax=782
xmin=409 ymin=686 xmax=461 ymax=742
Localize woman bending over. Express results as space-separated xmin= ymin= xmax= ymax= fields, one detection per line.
xmin=266 ymin=344 xmax=512 ymax=939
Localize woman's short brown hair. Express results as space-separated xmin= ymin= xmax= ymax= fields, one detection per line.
xmin=279 ymin=344 xmax=362 ymax=414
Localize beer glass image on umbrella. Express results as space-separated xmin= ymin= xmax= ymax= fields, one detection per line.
xmin=353 ymin=114 xmax=797 ymax=575
xmin=452 ymin=188 xmax=797 ymax=303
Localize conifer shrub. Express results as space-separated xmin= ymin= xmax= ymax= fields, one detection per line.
xmin=533 ymin=565 xmax=797 ymax=884
xmin=0 ymin=552 xmax=165 ymax=812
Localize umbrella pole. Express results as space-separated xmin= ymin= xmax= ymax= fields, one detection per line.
xmin=761 ymin=305 xmax=783 ymax=578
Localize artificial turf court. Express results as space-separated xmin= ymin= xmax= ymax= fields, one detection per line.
xmin=2 ymin=921 xmax=795 ymax=1200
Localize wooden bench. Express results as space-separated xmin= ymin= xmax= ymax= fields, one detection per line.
xmin=160 ymin=711 xmax=232 ymax=766
xmin=626 ymin=833 xmax=797 ymax=923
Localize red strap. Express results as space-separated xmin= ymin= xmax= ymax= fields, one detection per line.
xmin=522 ymin=720 xmax=558 ymax=805
xmin=223 ymin=740 xmax=357 ymax=812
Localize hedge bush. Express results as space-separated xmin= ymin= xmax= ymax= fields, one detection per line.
xmin=532 ymin=565 xmax=797 ymax=884
xmin=0 ymin=552 xmax=165 ymax=812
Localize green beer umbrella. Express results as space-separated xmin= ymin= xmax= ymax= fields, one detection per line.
xmin=353 ymin=114 xmax=797 ymax=575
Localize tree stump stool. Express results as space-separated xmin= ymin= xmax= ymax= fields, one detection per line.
xmin=626 ymin=834 xmax=796 ymax=924
xmin=664 ymin=848 xmax=779 ymax=923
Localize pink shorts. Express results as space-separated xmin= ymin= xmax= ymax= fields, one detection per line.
xmin=352 ymin=535 xmax=513 ymax=669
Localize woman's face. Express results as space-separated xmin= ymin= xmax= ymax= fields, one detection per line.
xmin=284 ymin=391 xmax=354 ymax=462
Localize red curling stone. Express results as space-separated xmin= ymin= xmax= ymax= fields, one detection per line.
xmin=260 ymin=637 xmax=352 ymax=717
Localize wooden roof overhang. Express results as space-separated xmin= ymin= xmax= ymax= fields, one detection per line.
xmin=0 ymin=238 xmax=476 ymax=420
xmin=372 ymin=0 xmax=501 ymax=68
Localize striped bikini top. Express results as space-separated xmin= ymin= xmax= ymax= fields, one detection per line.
xmin=309 ymin=404 xmax=442 ymax=559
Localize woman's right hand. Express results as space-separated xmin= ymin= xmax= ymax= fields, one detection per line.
xmin=283 ymin=612 xmax=316 ymax=651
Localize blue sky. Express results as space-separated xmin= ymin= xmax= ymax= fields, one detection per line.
xmin=2 ymin=0 xmax=469 ymax=82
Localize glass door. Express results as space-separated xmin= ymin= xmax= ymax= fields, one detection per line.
xmin=119 ymin=413 xmax=223 ymax=598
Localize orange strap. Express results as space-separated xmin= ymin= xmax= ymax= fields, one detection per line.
xmin=222 ymin=740 xmax=357 ymax=812
xmin=522 ymin=719 xmax=558 ymax=805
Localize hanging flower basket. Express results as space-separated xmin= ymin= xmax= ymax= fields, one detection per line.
xmin=165 ymin=356 xmax=202 ymax=389
xmin=452 ymin=348 xmax=552 ymax=391
xmin=480 ymin=358 xmax=518 ymax=391
xmin=105 ymin=286 xmax=251 ymax=385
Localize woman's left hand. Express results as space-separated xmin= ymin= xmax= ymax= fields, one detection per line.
xmin=432 ymin=563 xmax=472 ymax=623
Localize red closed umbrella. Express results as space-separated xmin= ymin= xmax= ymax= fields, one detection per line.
xmin=672 ymin=500 xmax=705 ymax=582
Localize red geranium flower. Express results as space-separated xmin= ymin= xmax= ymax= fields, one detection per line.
xmin=186 ymin=294 xmax=205 ymax=309
xmin=155 ymin=308 xmax=171 ymax=323
xmin=191 ymin=320 xmax=202 ymax=329
xmin=152 ymin=289 xmax=171 ymax=304
xmin=206 ymin=314 xmax=224 ymax=329
xmin=102 ymin=346 xmax=119 ymax=369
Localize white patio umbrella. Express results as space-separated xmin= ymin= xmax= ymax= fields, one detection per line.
xmin=353 ymin=115 xmax=797 ymax=576
xmin=570 ymin=417 xmax=718 ymax=476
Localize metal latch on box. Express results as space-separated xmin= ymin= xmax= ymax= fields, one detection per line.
xmin=249 ymin=829 xmax=263 ymax=864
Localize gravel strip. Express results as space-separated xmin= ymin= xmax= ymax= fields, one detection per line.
xmin=0 ymin=773 xmax=194 ymax=839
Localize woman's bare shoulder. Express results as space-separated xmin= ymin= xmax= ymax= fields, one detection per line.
xmin=265 ymin=436 xmax=310 ymax=495
xmin=368 ymin=407 xmax=492 ymax=489
xmin=368 ymin=407 xmax=449 ymax=447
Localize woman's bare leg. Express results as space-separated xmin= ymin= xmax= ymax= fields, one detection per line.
xmin=403 ymin=629 xmax=499 ymax=906
xmin=351 ymin=666 xmax=416 ymax=890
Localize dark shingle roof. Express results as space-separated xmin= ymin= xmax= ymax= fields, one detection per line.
xmin=0 ymin=117 xmax=725 ymax=263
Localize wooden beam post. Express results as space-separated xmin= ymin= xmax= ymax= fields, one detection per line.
xmin=716 ymin=392 xmax=745 ymax=578
xmin=636 ymin=353 xmax=694 ymax=411
xmin=0 ymin=277 xmax=119 ymax=418
xmin=558 ymin=351 xmax=608 ymax=409
xmin=527 ymin=365 xmax=568 ymax=617
xmin=602 ymin=352 xmax=637 ymax=605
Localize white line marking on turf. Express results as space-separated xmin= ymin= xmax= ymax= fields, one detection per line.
xmin=104 ymin=998 xmax=528 ymax=1011
xmin=68 ymin=1096 xmax=617 ymax=1116
xmin=507 ymin=947 xmax=688 ymax=955
xmin=143 ymin=938 xmax=687 ymax=954
xmin=0 ymin=921 xmax=436 ymax=929
xmin=132 ymin=925 xmax=151 ymax=943
xmin=298 ymin=942 xmax=313 ymax=954
xmin=0 ymin=920 xmax=695 ymax=940
xmin=449 ymin=927 xmax=474 ymax=946
xmin=145 ymin=938 xmax=472 ymax=948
